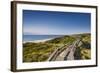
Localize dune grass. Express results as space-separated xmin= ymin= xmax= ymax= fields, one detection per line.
xmin=23 ymin=33 xmax=91 ymax=62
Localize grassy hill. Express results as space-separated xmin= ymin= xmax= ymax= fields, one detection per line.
xmin=75 ymin=33 xmax=91 ymax=60
xmin=23 ymin=33 xmax=91 ymax=62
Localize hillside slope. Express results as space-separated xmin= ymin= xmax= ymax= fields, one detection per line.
xmin=23 ymin=33 xmax=91 ymax=62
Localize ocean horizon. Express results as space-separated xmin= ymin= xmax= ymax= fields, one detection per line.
xmin=23 ymin=35 xmax=63 ymax=42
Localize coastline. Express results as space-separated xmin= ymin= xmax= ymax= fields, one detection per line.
xmin=23 ymin=38 xmax=53 ymax=43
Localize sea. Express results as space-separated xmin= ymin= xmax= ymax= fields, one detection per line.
xmin=23 ymin=35 xmax=63 ymax=42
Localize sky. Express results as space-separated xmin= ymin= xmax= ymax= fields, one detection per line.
xmin=23 ymin=10 xmax=91 ymax=35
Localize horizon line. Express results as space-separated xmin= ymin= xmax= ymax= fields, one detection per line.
xmin=23 ymin=32 xmax=91 ymax=35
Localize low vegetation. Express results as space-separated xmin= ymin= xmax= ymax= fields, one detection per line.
xmin=23 ymin=33 xmax=91 ymax=62
xmin=74 ymin=33 xmax=91 ymax=60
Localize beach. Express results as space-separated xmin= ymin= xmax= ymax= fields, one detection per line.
xmin=23 ymin=38 xmax=53 ymax=43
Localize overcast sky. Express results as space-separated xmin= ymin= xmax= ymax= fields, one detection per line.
xmin=23 ymin=10 xmax=91 ymax=35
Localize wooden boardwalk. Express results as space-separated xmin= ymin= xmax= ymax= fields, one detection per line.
xmin=47 ymin=39 xmax=81 ymax=61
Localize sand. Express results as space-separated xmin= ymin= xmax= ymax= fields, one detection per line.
xmin=23 ymin=38 xmax=53 ymax=43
